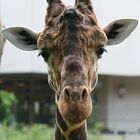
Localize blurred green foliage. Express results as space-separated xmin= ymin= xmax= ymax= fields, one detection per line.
xmin=0 ymin=124 xmax=131 ymax=140
xmin=0 ymin=124 xmax=53 ymax=140
xmin=0 ymin=91 xmax=16 ymax=108
xmin=0 ymin=90 xmax=17 ymax=125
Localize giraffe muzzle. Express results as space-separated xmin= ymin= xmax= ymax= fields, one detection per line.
xmin=63 ymin=86 xmax=89 ymax=102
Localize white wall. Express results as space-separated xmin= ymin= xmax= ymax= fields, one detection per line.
xmin=0 ymin=0 xmax=140 ymax=75
xmin=107 ymin=76 xmax=140 ymax=132
xmin=95 ymin=0 xmax=140 ymax=76
xmin=0 ymin=0 xmax=47 ymax=73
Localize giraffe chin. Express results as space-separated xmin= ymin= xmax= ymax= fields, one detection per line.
xmin=58 ymin=99 xmax=92 ymax=124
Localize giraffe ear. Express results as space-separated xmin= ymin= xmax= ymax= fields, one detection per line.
xmin=104 ymin=19 xmax=138 ymax=45
xmin=1 ymin=27 xmax=39 ymax=51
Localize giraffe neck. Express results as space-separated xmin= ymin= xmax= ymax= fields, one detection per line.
xmin=55 ymin=107 xmax=88 ymax=140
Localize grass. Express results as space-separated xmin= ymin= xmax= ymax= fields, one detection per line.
xmin=0 ymin=124 xmax=53 ymax=140
xmin=0 ymin=124 xmax=140 ymax=140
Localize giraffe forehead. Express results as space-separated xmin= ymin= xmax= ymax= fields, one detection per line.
xmin=38 ymin=27 xmax=107 ymax=53
xmin=38 ymin=5 xmax=107 ymax=51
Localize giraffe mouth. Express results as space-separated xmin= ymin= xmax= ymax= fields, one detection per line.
xmin=57 ymin=95 xmax=92 ymax=124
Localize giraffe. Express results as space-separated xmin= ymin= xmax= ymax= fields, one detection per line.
xmin=1 ymin=0 xmax=138 ymax=140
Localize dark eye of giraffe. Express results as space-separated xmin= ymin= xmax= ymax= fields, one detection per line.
xmin=38 ymin=50 xmax=49 ymax=62
xmin=96 ymin=47 xmax=107 ymax=58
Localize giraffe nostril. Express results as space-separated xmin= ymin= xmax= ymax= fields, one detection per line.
xmin=63 ymin=88 xmax=70 ymax=101
xmin=81 ymin=88 xmax=88 ymax=101
xmin=63 ymin=86 xmax=89 ymax=102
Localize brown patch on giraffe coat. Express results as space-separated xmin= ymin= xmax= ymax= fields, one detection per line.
xmin=55 ymin=125 xmax=66 ymax=140
xmin=69 ymin=123 xmax=87 ymax=140
xmin=56 ymin=107 xmax=68 ymax=132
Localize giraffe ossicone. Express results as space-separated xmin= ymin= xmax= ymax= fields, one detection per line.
xmin=1 ymin=0 xmax=138 ymax=140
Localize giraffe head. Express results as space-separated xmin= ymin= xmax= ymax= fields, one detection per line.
xmin=2 ymin=0 xmax=138 ymax=124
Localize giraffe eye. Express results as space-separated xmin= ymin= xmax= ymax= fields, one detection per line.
xmin=96 ymin=47 xmax=107 ymax=58
xmin=38 ymin=50 xmax=49 ymax=62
